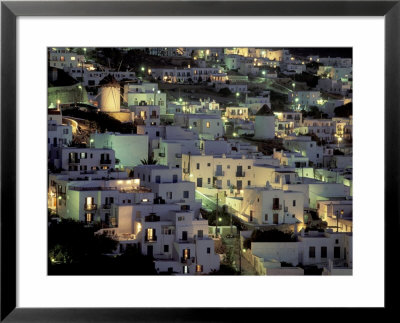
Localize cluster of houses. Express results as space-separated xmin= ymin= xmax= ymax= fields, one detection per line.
xmin=48 ymin=47 xmax=352 ymax=275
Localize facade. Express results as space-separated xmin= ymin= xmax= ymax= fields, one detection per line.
xmin=90 ymin=132 xmax=149 ymax=168
xmin=58 ymin=147 xmax=116 ymax=171
xmin=174 ymin=114 xmax=224 ymax=140
xmin=227 ymin=187 xmax=305 ymax=225
xmin=49 ymin=48 xmax=85 ymax=69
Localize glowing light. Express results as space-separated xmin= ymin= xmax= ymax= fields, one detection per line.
xmin=57 ymin=100 xmax=61 ymax=104
xmin=157 ymin=90 xmax=161 ymax=94
xmin=262 ymin=71 xmax=266 ymax=75
xmin=142 ymin=198 xmax=149 ymax=202
xmin=242 ymin=249 xmax=246 ymax=253
xmin=236 ymin=92 xmax=240 ymax=97
xmin=189 ymin=174 xmax=194 ymax=178
xmin=179 ymin=98 xmax=183 ymax=102
xmin=90 ymin=139 xmax=94 ymax=143
xmin=78 ymin=85 xmax=82 ymax=89
xmin=233 ymin=133 xmax=237 ymax=137
xmin=58 ymin=196 xmax=62 ymax=200
xmin=141 ymin=67 xmax=145 ymax=72
xmin=219 ymin=217 xmax=222 ymax=222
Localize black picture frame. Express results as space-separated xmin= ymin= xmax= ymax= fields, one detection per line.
xmin=1 ymin=0 xmax=398 ymax=321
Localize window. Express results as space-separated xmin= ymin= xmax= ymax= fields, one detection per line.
xmin=264 ymin=214 xmax=268 ymax=221
xmin=173 ymin=174 xmax=178 ymax=183
xmin=321 ymin=246 xmax=327 ymax=258
xmin=206 ymin=122 xmax=210 ymax=128
xmin=164 ymin=245 xmax=169 ymax=253
xmin=207 ymin=178 xmax=211 ymax=184
xmin=183 ymin=191 xmax=189 ymax=199
xmin=207 ymin=163 xmax=211 ymax=167
xmin=166 ymin=192 xmax=172 ymax=199
xmin=248 ymin=165 xmax=251 ymax=169
xmin=183 ymin=266 xmax=189 ymax=274
xmin=196 ymin=265 xmax=203 ymax=273
xmin=309 ymin=246 xmax=316 ymax=258
xmin=247 ymin=180 xmax=251 ymax=186
xmin=250 ymin=210 xmax=253 ymax=222
xmin=227 ymin=180 xmax=231 ymax=187
xmin=293 ymin=200 xmax=296 ymax=207
xmin=334 ymin=246 xmax=340 ymax=258
xmin=197 ymin=230 xmax=203 ymax=238
xmin=63 ymin=129 xmax=69 ymax=134
xmin=155 ymin=175 xmax=160 ymax=183
xmin=196 ymin=163 xmax=200 ymax=170
xmin=227 ymin=165 xmax=230 ymax=169
xmin=207 ymin=247 xmax=211 ymax=254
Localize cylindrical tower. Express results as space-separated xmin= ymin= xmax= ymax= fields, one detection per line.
xmin=100 ymin=83 xmax=120 ymax=112
xmin=254 ymin=104 xmax=275 ymax=139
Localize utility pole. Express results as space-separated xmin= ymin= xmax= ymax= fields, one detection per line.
xmin=215 ymin=190 xmax=218 ymax=238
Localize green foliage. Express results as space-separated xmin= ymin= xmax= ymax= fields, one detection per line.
xmin=48 ymin=219 xmax=118 ymax=264
xmin=48 ymin=219 xmax=157 ymax=275
xmin=209 ymin=264 xmax=239 ymax=275
xmin=140 ymin=156 xmax=158 ymax=165
xmin=334 ymin=102 xmax=352 ymax=118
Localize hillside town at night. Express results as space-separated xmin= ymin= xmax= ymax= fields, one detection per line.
xmin=48 ymin=47 xmax=352 ymax=275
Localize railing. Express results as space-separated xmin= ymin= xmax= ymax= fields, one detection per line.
xmin=101 ymin=204 xmax=112 ymax=209
xmin=68 ymin=158 xmax=80 ymax=164
xmin=181 ymin=257 xmax=195 ymax=264
xmin=145 ymin=236 xmax=157 ymax=242
xmin=159 ymin=152 xmax=165 ymax=157
xmin=273 ymin=204 xmax=282 ymax=210
xmin=100 ymin=159 xmax=112 ymax=164
xmin=84 ymin=204 xmax=97 ymax=211
xmin=236 ymin=171 xmax=245 ymax=177
xmin=214 ymin=171 xmax=225 ymax=177
xmin=145 ymin=214 xmax=160 ymax=222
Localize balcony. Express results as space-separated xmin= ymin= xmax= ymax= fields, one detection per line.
xmin=145 ymin=235 xmax=157 ymax=243
xmin=272 ymin=204 xmax=282 ymax=210
xmin=181 ymin=257 xmax=195 ymax=264
xmin=100 ymin=159 xmax=112 ymax=165
xmin=236 ymin=171 xmax=245 ymax=177
xmin=145 ymin=213 xmax=160 ymax=222
xmin=214 ymin=171 xmax=225 ymax=177
xmin=101 ymin=204 xmax=112 ymax=210
xmin=68 ymin=158 xmax=80 ymax=164
xmin=84 ymin=204 xmax=97 ymax=211
xmin=159 ymin=152 xmax=166 ymax=157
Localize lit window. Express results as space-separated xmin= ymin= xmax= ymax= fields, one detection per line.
xmin=206 ymin=122 xmax=210 ymax=128
xmin=196 ymin=265 xmax=203 ymax=273
xmin=71 ymin=56 xmax=76 ymax=61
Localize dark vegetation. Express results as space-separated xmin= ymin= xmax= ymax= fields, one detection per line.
xmin=48 ymin=219 xmax=157 ymax=275
xmin=243 ymin=229 xmax=296 ymax=249
xmin=62 ymin=109 xmax=136 ymax=134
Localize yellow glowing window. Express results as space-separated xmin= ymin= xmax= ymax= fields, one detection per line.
xmin=60 ymin=56 xmax=65 ymax=61
xmin=147 ymin=228 xmax=154 ymax=240
xmin=196 ymin=265 xmax=203 ymax=273
xmin=71 ymin=56 xmax=76 ymax=61
xmin=206 ymin=122 xmax=210 ymax=128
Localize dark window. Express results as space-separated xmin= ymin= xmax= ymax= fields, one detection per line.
xmin=334 ymin=246 xmax=340 ymax=258
xmin=196 ymin=163 xmax=200 ymax=170
xmin=164 ymin=245 xmax=169 ymax=253
xmin=183 ymin=191 xmax=189 ymax=199
xmin=293 ymin=200 xmax=296 ymax=207
xmin=207 ymin=247 xmax=211 ymax=254
xmin=309 ymin=246 xmax=316 ymax=258
xmin=321 ymin=246 xmax=327 ymax=258
xmin=197 ymin=230 xmax=203 ymax=238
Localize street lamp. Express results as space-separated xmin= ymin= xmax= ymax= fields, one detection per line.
xmin=236 ymin=92 xmax=240 ymax=97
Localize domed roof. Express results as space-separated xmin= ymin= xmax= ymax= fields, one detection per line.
xmin=255 ymin=104 xmax=274 ymax=116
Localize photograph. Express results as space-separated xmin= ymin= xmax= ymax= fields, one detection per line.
xmin=47 ymin=46 xmax=353 ymax=276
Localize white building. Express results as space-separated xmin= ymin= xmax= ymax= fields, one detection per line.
xmin=283 ymin=135 xmax=324 ymax=166
xmin=174 ymin=114 xmax=224 ymax=140
xmin=273 ymin=149 xmax=309 ymax=168
xmin=214 ymin=82 xmax=248 ymax=94
xmin=125 ymin=82 xmax=167 ymax=115
xmin=254 ymin=105 xmax=275 ymax=139
xmin=90 ymin=132 xmax=149 ymax=168
xmin=288 ymin=91 xmax=322 ymax=109
xmin=226 ymin=186 xmax=305 ymax=225
xmin=48 ymin=109 xmax=73 ymax=167
xmin=59 ymin=147 xmax=116 ymax=171
xmin=49 ymin=48 xmax=85 ymax=69
xmin=65 ymin=67 xmax=137 ymax=87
